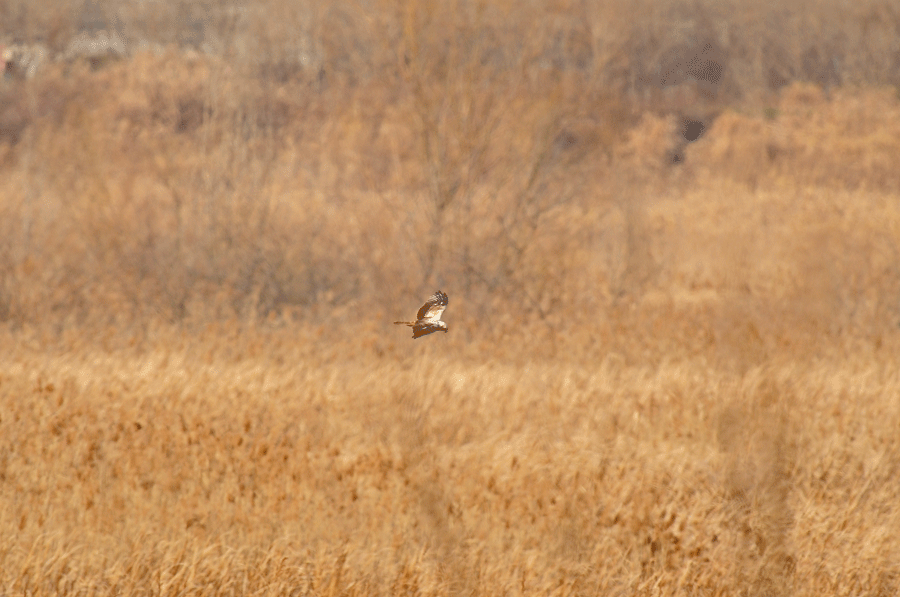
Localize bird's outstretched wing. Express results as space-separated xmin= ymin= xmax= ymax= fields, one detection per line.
xmin=395 ymin=290 xmax=449 ymax=338
xmin=416 ymin=290 xmax=448 ymax=323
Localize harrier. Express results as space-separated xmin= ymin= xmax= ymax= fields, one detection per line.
xmin=394 ymin=290 xmax=449 ymax=339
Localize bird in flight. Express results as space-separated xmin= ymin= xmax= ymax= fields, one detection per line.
xmin=394 ymin=290 xmax=449 ymax=338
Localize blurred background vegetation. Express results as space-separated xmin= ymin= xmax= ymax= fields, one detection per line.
xmin=1 ymin=0 xmax=899 ymax=362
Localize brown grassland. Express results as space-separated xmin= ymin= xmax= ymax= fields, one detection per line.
xmin=2 ymin=0 xmax=900 ymax=595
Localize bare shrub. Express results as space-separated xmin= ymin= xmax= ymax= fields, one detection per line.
xmin=0 ymin=0 xmax=898 ymax=349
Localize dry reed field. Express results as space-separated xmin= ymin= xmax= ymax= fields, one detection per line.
xmin=2 ymin=0 xmax=900 ymax=595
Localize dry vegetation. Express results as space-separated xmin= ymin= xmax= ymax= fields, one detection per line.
xmin=1 ymin=0 xmax=900 ymax=595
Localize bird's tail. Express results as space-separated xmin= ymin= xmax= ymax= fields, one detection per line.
xmin=394 ymin=321 xmax=414 ymax=326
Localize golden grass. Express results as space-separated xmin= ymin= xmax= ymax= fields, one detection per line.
xmin=2 ymin=331 xmax=899 ymax=595
xmin=2 ymin=0 xmax=900 ymax=594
